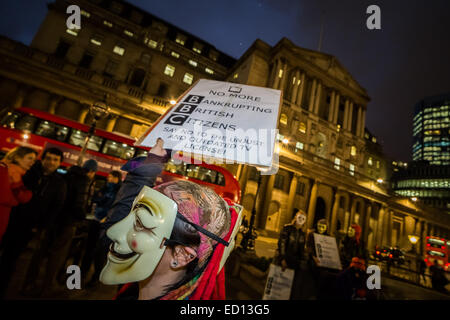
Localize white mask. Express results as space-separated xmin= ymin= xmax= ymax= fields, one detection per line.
xmin=100 ymin=186 xmax=178 ymax=285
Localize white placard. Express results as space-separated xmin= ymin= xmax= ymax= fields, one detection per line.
xmin=137 ymin=79 xmax=282 ymax=167
xmin=313 ymin=233 xmax=342 ymax=270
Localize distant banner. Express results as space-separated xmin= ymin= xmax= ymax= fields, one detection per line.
xmin=313 ymin=233 xmax=342 ymax=270
xmin=137 ymin=79 xmax=282 ymax=167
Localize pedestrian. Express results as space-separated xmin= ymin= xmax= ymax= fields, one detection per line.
xmin=417 ymin=257 xmax=427 ymax=285
xmin=430 ymin=260 xmax=449 ymax=293
xmin=340 ymin=224 xmax=368 ymax=269
xmin=101 ymin=179 xmax=239 ymax=300
xmin=336 ymin=257 xmax=375 ymax=300
xmin=85 ymin=139 xmax=170 ymax=288
xmin=81 ymin=170 xmax=122 ymax=287
xmin=277 ymin=209 xmax=309 ymax=300
xmin=15 ymin=148 xmax=67 ymax=296
xmin=52 ymin=159 xmax=98 ymax=288
xmin=0 ymin=146 xmax=36 ymax=243
xmin=305 ymin=219 xmax=339 ymax=299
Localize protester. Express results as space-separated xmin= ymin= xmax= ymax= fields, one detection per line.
xmin=52 ymin=159 xmax=98 ymax=287
xmin=336 ymin=257 xmax=375 ymax=300
xmin=81 ymin=170 xmax=122 ymax=287
xmin=430 ymin=260 xmax=449 ymax=293
xmin=341 ymin=224 xmax=368 ymax=269
xmin=102 ymin=180 xmax=238 ymax=300
xmin=0 ymin=146 xmax=36 ymax=243
xmin=417 ymin=257 xmax=427 ymax=285
xmin=17 ymin=148 xmax=67 ymax=296
xmin=277 ymin=209 xmax=310 ymax=300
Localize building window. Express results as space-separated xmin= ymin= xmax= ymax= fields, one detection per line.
xmin=147 ymin=39 xmax=158 ymax=49
xmin=90 ymin=34 xmax=103 ymax=46
xmin=334 ymin=157 xmax=341 ymax=170
xmin=124 ymin=30 xmax=134 ymax=37
xmin=209 ymin=50 xmax=218 ymax=61
xmin=299 ymin=122 xmax=306 ymax=133
xmin=176 ymin=34 xmax=186 ymax=45
xmin=296 ymin=182 xmax=305 ymax=195
xmin=295 ymin=141 xmax=304 ymax=151
xmin=183 ymin=73 xmax=194 ymax=85
xmin=189 ymin=60 xmax=198 ymax=67
xmin=141 ymin=53 xmax=151 ymax=64
xmin=280 ymin=114 xmax=288 ymax=126
xmin=80 ymin=10 xmax=90 ymax=18
xmin=79 ymin=52 xmax=94 ymax=69
xmin=205 ymin=68 xmax=214 ymax=75
xmin=54 ymin=40 xmax=71 ymax=59
xmin=66 ymin=28 xmax=79 ymax=36
xmin=276 ymin=133 xmax=284 ymax=142
xmin=193 ymin=45 xmax=202 ymax=54
xmin=278 ymin=69 xmax=283 ymax=78
xmin=233 ymin=73 xmax=239 ymax=79
xmin=157 ymin=82 xmax=169 ymax=98
xmin=103 ymin=60 xmax=118 ymax=78
xmin=171 ymin=51 xmax=180 ymax=58
xmin=368 ymin=157 xmax=373 ymax=166
xmin=274 ymin=175 xmax=285 ymax=190
xmin=351 ymin=146 xmax=357 ymax=157
xmin=103 ymin=20 xmax=113 ymax=27
xmin=164 ymin=64 xmax=175 ymax=77
xmin=292 ymin=76 xmax=297 ymax=85
xmin=376 ymin=160 xmax=380 ymax=169
xmin=349 ymin=164 xmax=355 ymax=176
xmin=129 ymin=68 xmax=146 ymax=88
xmin=113 ymin=44 xmax=125 ymax=56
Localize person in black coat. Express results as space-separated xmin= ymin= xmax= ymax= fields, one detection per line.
xmin=0 ymin=148 xmax=67 ymax=297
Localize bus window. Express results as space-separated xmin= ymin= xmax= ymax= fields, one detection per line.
xmin=0 ymin=111 xmax=20 ymax=128
xmin=103 ymin=140 xmax=135 ymax=160
xmin=186 ymin=164 xmax=200 ymax=179
xmin=165 ymin=159 xmax=185 ymax=175
xmin=216 ymin=172 xmax=225 ymax=186
xmin=35 ymin=120 xmax=70 ymax=142
xmin=135 ymin=149 xmax=148 ymax=158
xmin=427 ymin=238 xmax=445 ymax=249
xmin=69 ymin=130 xmax=103 ymax=152
xmin=16 ymin=114 xmax=38 ymax=132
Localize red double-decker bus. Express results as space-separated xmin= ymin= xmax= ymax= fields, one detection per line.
xmin=424 ymin=236 xmax=449 ymax=271
xmin=0 ymin=107 xmax=241 ymax=203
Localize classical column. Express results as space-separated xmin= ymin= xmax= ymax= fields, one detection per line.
xmin=78 ymin=107 xmax=89 ymax=124
xmin=313 ymin=81 xmax=322 ymax=115
xmin=239 ymin=165 xmax=250 ymax=196
xmin=330 ymin=191 xmax=342 ymax=236
xmin=343 ymin=99 xmax=350 ymax=130
xmin=13 ymin=86 xmax=27 ymax=109
xmin=333 ymin=94 xmax=340 ymax=124
xmin=291 ymin=70 xmax=300 ymax=104
xmin=377 ymin=206 xmax=386 ymax=246
xmin=349 ymin=198 xmax=357 ymax=229
xmin=48 ymin=96 xmax=61 ymax=114
xmin=422 ymin=221 xmax=429 ymax=254
xmin=362 ymin=202 xmax=371 ymax=245
xmin=360 ymin=109 xmax=366 ymax=137
xmin=255 ymin=175 xmax=269 ymax=229
xmin=414 ymin=218 xmax=421 ymax=255
xmin=347 ymin=102 xmax=354 ymax=131
xmin=308 ymin=79 xmax=317 ymax=113
xmin=278 ymin=62 xmax=288 ymax=92
xmin=328 ymin=90 xmax=336 ymax=123
xmin=306 ymin=180 xmax=319 ymax=229
xmin=285 ymin=174 xmax=299 ymax=226
xmin=106 ymin=115 xmax=117 ymax=132
xmin=296 ymin=72 xmax=306 ymax=107
xmin=386 ymin=210 xmax=393 ymax=247
xmin=356 ymin=106 xmax=362 ymax=137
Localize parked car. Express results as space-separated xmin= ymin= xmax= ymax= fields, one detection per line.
xmin=387 ymin=247 xmax=405 ymax=265
xmin=373 ymin=246 xmax=390 ymax=261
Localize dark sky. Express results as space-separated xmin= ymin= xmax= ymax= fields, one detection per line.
xmin=1 ymin=0 xmax=449 ymax=162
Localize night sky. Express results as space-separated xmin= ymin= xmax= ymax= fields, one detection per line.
xmin=1 ymin=0 xmax=449 ymax=162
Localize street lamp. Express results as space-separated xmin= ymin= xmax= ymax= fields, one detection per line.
xmin=77 ymin=96 xmax=110 ymax=165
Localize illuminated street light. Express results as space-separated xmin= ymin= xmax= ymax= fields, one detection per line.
xmin=170 ymin=100 xmax=177 ymax=105
xmin=377 ymin=178 xmax=383 ymax=184
xmin=411 ymin=197 xmax=418 ymax=202
xmin=408 ymin=235 xmax=419 ymax=245
xmin=282 ymin=138 xmax=289 ymax=144
xmin=77 ymin=95 xmax=110 ymax=165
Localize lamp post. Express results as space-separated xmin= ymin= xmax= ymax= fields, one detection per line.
xmin=408 ymin=234 xmax=420 ymax=283
xmin=77 ymin=96 xmax=110 ymax=166
xmin=241 ymin=166 xmax=271 ymax=252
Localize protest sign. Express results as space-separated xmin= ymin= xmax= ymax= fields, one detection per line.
xmin=262 ymin=264 xmax=295 ymax=300
xmin=313 ymin=233 xmax=342 ymax=270
xmin=137 ymin=79 xmax=282 ymax=167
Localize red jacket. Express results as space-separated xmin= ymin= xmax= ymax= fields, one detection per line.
xmin=0 ymin=162 xmax=32 ymax=242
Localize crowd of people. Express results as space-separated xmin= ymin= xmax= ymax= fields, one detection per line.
xmin=0 ymin=146 xmax=123 ymax=298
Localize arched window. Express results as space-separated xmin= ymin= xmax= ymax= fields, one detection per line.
xmin=280 ymin=113 xmax=288 ymax=126
xmin=298 ymin=122 xmax=306 ymax=133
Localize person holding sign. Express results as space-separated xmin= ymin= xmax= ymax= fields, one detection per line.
xmin=276 ymin=209 xmax=311 ymax=300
